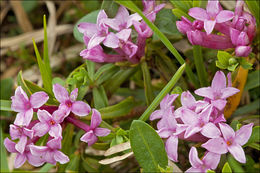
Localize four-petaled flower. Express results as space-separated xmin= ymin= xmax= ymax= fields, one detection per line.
xmin=11 ymin=86 xmax=49 ymax=126
xmin=80 ymin=109 xmax=111 ymax=146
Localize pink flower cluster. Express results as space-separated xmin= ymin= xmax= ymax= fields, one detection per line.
xmin=176 ymin=0 xmax=256 ymax=57
xmin=4 ymin=84 xmax=110 ymax=168
xmin=78 ymin=0 xmax=165 ymax=63
xmin=150 ymin=71 xmax=253 ymax=172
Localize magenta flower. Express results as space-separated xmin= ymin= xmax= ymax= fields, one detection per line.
xmin=32 ymin=109 xmax=64 ymax=138
xmin=188 ymin=0 xmax=234 ymax=35
xmin=11 ymin=86 xmax=49 ymax=126
xmin=195 ymin=71 xmax=239 ymax=110
xmin=186 ymin=147 xmax=220 ymax=173
xmin=142 ymin=0 xmax=165 ymax=22
xmin=179 ymin=105 xmax=221 ymax=138
xmin=80 ymin=109 xmax=111 ymax=146
xmin=202 ymin=123 xmax=253 ymax=163
xmin=78 ymin=10 xmax=109 ymax=49
xmin=53 ymin=84 xmax=91 ymax=117
xmin=104 ymin=6 xmax=141 ymax=31
xmin=176 ymin=17 xmax=203 ymax=35
xmin=4 ymin=138 xmax=45 ymax=168
xmin=9 ymin=125 xmax=34 ymax=153
xmin=30 ymin=138 xmax=69 ymax=165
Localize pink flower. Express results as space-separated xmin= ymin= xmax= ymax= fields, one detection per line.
xmin=9 ymin=125 xmax=34 ymax=153
xmin=202 ymin=123 xmax=253 ymax=163
xmin=32 ymin=109 xmax=64 ymax=138
xmin=53 ymin=84 xmax=91 ymax=117
xmin=104 ymin=6 xmax=141 ymax=31
xmin=195 ymin=71 xmax=239 ymax=110
xmin=11 ymin=86 xmax=49 ymax=126
xmin=186 ymin=147 xmax=220 ymax=173
xmin=142 ymin=0 xmax=165 ymax=22
xmin=30 ymin=138 xmax=69 ymax=165
xmin=189 ymin=0 xmax=234 ymax=34
xmin=80 ymin=109 xmax=111 ymax=146
xmin=4 ymin=138 xmax=45 ymax=168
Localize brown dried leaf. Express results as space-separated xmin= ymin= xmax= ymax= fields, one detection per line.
xmin=104 ymin=141 xmax=131 ymax=156
xmin=99 ymin=152 xmax=133 ymax=165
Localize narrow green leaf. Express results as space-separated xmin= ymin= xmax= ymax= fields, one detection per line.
xmin=169 ymin=0 xmax=192 ymax=12
xmin=17 ymin=71 xmax=32 ymax=96
xmin=0 ymin=78 xmax=13 ymax=100
xmin=245 ymin=126 xmax=260 ymax=145
xmin=222 ymin=162 xmax=232 ymax=173
xmin=248 ymin=143 xmax=260 ymax=150
xmin=86 ymin=60 xmax=95 ymax=81
xmin=0 ymin=100 xmax=12 ymax=111
xmin=115 ymin=0 xmax=199 ymax=88
xmin=245 ymin=0 xmax=260 ymax=25
xmin=32 ymin=39 xmax=52 ymax=94
xmin=94 ymin=63 xmax=116 ymax=81
xmin=0 ymin=126 xmax=9 ymax=172
xmin=65 ymin=154 xmax=80 ymax=172
xmin=93 ymin=86 xmax=108 ymax=109
xmin=139 ymin=64 xmax=186 ymax=121
xmin=43 ymin=15 xmax=52 ymax=78
xmin=244 ymin=70 xmax=260 ymax=90
xmin=96 ymin=65 xmax=120 ymax=85
xmin=227 ymin=155 xmax=244 ymax=173
xmin=193 ymin=45 xmax=209 ymax=87
xmin=172 ymin=8 xmax=193 ymax=21
xmin=73 ymin=10 xmax=99 ymax=42
xmin=233 ymin=99 xmax=260 ymax=116
xmin=141 ymin=60 xmax=154 ymax=105
xmin=130 ymin=120 xmax=168 ymax=172
xmin=193 ymin=0 xmax=202 ymax=7
xmin=81 ymin=157 xmax=99 ymax=172
xmin=38 ymin=163 xmax=54 ymax=172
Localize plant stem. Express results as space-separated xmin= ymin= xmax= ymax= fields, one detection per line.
xmin=100 ymin=121 xmax=115 ymax=132
xmin=193 ymin=45 xmax=209 ymax=87
xmin=139 ymin=63 xmax=186 ymax=121
xmin=141 ymin=59 xmax=154 ymax=105
xmin=65 ymin=115 xmax=90 ymax=132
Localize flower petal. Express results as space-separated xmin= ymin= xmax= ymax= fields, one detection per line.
xmin=204 ymin=19 xmax=216 ymax=35
xmin=11 ymin=86 xmax=30 ymax=112
xmin=228 ymin=144 xmax=246 ymax=163
xmin=47 ymin=138 xmax=62 ymax=150
xmin=186 ymin=167 xmax=202 ymax=172
xmin=80 ymin=130 xmax=98 ymax=146
xmin=10 ymin=125 xmax=20 ymax=140
xmin=94 ymin=127 xmax=111 ymax=137
xmin=188 ymin=7 xmax=208 ymax=21
xmin=49 ymin=124 xmax=62 ymax=138
xmin=211 ymin=99 xmax=227 ymax=111
xmin=30 ymin=92 xmax=49 ymax=108
xmin=14 ymin=154 xmax=26 ymax=168
xmin=180 ymin=108 xmax=199 ymax=125
xmin=116 ymin=29 xmax=132 ymax=42
xmin=103 ymin=32 xmax=119 ymax=48
xmin=14 ymin=112 xmax=25 ymax=126
xmin=87 ymin=34 xmax=106 ymax=49
xmin=219 ymin=123 xmax=235 ymax=141
xmin=203 ymin=152 xmax=221 ymax=169
xmin=165 ymin=136 xmax=178 ymax=162
xmin=77 ymin=22 xmax=97 ymax=37
xmin=199 ymin=105 xmax=213 ymax=123
xmin=104 ymin=18 xmax=120 ymax=31
xmin=230 ymin=28 xmax=240 ymax=45
xmin=70 ymin=88 xmax=78 ymax=102
xmin=90 ymin=109 xmax=102 ymax=129
xmin=189 ymin=147 xmax=203 ymax=168
xmin=150 ymin=110 xmax=163 ymax=120
xmin=15 ymin=135 xmax=27 ymax=153
xmin=181 ymin=91 xmax=196 ymax=108
xmin=157 ymin=128 xmax=173 ymax=138
xmin=30 ymin=145 xmax=48 ymax=156
xmin=211 ymin=71 xmax=226 ymax=91
xmin=27 ymin=152 xmax=45 ymax=167
xmin=37 ymin=109 xmax=52 ymax=123
xmin=54 ymin=151 xmax=70 ymax=164
xmin=53 ymin=84 xmax=69 ymax=103
xmin=184 ymin=126 xmax=201 ymax=138
xmin=32 ymin=122 xmax=49 ymax=137
xmin=194 ymin=87 xmax=214 ymax=99
xmin=201 ymin=138 xmax=228 ymax=154
xmin=216 ymin=10 xmax=234 ymax=23
xmin=235 ymin=123 xmax=253 ymax=146
xmin=221 ymin=87 xmax=240 ymax=99
xmin=4 ymin=138 xmax=17 ymax=153
xmin=71 ymin=101 xmax=91 ymax=116
xmin=206 ymin=0 xmax=221 ymax=17
xmin=201 ymin=122 xmax=221 ymax=138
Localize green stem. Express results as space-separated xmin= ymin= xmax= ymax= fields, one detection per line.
xmin=193 ymin=45 xmax=209 ymax=87
xmin=100 ymin=121 xmax=115 ymax=132
xmin=141 ymin=59 xmax=154 ymax=105
xmin=139 ymin=63 xmax=186 ymax=121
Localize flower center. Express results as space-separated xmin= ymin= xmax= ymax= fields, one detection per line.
xmin=65 ymin=100 xmax=72 ymax=108
xmin=226 ymin=140 xmax=232 ymax=146
xmin=49 ymin=120 xmax=56 ymax=125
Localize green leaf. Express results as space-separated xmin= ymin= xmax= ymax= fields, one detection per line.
xmin=101 ymin=0 xmax=119 ymax=17
xmin=222 ymin=162 xmax=232 ymax=173
xmin=245 ymin=0 xmax=260 ymax=25
xmin=81 ymin=157 xmax=99 ymax=172
xmin=244 ymin=70 xmax=260 ymax=90
xmin=193 ymin=0 xmax=202 ymax=7
xmin=65 ymin=154 xmax=80 ymax=172
xmin=96 ymin=65 xmax=120 ymax=85
xmin=73 ymin=10 xmax=99 ymax=42
xmin=32 ymin=39 xmax=52 ymax=94
xmin=227 ymin=155 xmax=245 ymax=173
xmin=154 ymin=9 xmax=181 ymax=38
xmin=207 ymin=170 xmax=215 ymax=173
xmin=86 ymin=60 xmax=95 ymax=81
xmin=38 ymin=163 xmax=54 ymax=172
xmin=115 ymin=0 xmax=199 ymax=88
xmin=238 ymin=58 xmax=253 ymax=70
xmin=93 ymin=86 xmax=108 ymax=109
xmin=129 ymin=120 xmax=168 ymax=172
xmin=0 ymin=126 xmax=9 ymax=172
xmin=83 ymin=0 xmax=100 ymax=12
xmin=233 ymin=99 xmax=260 ymax=116
xmin=248 ymin=143 xmax=260 ymax=150
xmin=22 ymin=0 xmax=37 ymax=12
xmin=0 ymin=100 xmax=12 ymax=112
xmin=0 ymin=78 xmax=13 ymax=100
xmin=172 ymin=8 xmax=193 ymax=21
xmin=170 ymin=0 xmax=192 ymax=13
xmin=43 ymin=15 xmax=52 ymax=80
xmin=227 ymin=63 xmax=239 ymax=72
xmin=245 ymin=126 xmax=260 ymax=145
xmin=94 ymin=63 xmax=116 ymax=81
xmin=17 ymin=71 xmax=32 ymax=96
xmin=141 ymin=60 xmax=154 ymax=105
xmin=139 ymin=64 xmax=186 ymax=121
xmin=217 ymin=51 xmax=232 ymax=67
xmin=52 ymin=77 xmax=65 ymax=86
